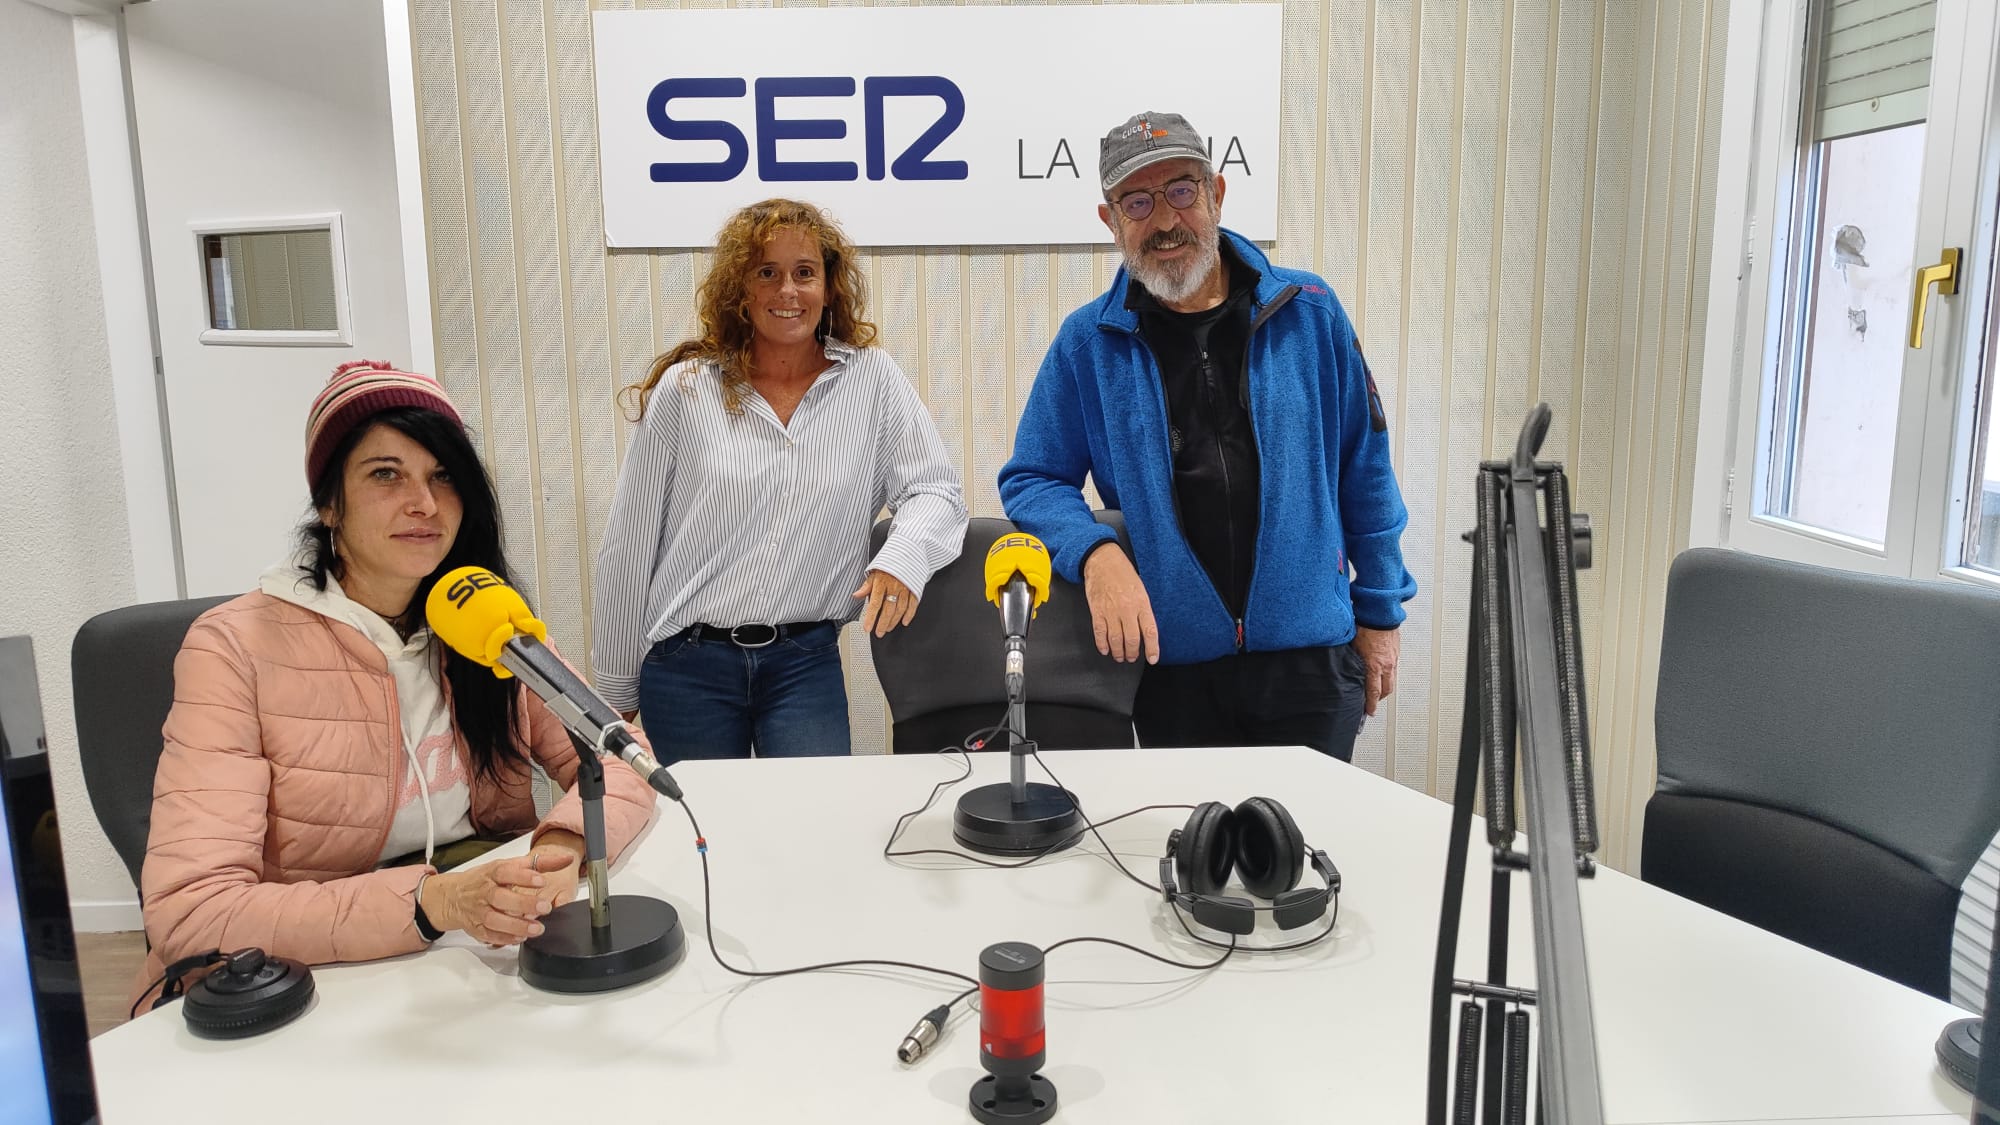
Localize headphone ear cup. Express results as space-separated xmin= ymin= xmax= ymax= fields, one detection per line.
xmin=1177 ymin=801 xmax=1236 ymax=897
xmin=1232 ymin=796 xmax=1305 ymax=900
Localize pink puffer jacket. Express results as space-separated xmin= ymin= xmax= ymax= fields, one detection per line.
xmin=131 ymin=591 xmax=657 ymax=1007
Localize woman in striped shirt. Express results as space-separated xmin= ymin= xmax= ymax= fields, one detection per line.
xmin=592 ymin=198 xmax=968 ymax=763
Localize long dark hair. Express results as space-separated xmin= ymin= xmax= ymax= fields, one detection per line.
xmin=296 ymin=407 xmax=527 ymax=781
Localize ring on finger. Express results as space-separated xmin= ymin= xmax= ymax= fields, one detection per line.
xmin=884 ymin=594 xmax=899 ymax=603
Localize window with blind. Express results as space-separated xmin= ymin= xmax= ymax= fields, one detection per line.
xmin=1757 ymin=0 xmax=1939 ymax=545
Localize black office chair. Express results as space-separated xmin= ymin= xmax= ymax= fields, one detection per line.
xmin=1643 ymin=548 xmax=2000 ymax=1000
xmin=70 ymin=594 xmax=235 ymax=890
xmin=869 ymin=514 xmax=1143 ymax=754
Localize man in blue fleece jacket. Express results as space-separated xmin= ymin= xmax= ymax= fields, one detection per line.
xmin=998 ymin=111 xmax=1417 ymax=762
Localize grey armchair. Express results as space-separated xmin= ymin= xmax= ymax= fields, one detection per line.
xmin=1644 ymin=548 xmax=2000 ymax=1001
xmin=868 ymin=514 xmax=1143 ymax=755
xmin=70 ymin=595 xmax=234 ymax=889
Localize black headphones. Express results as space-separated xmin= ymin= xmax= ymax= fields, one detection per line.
xmin=1158 ymin=797 xmax=1341 ymax=936
xmin=152 ymin=947 xmax=316 ymax=1039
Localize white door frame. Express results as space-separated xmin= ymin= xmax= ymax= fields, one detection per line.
xmin=1911 ymin=0 xmax=2000 ymax=586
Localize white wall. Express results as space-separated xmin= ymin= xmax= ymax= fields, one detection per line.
xmin=0 ymin=0 xmax=144 ymax=929
xmin=73 ymin=14 xmax=179 ymax=606
xmin=125 ymin=0 xmax=412 ymax=596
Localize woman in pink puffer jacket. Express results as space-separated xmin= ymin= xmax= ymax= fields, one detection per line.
xmin=132 ymin=362 xmax=656 ymax=1010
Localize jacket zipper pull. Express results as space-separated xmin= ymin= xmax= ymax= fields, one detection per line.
xmin=1200 ymin=351 xmax=1218 ymax=402
xmin=1235 ymin=618 xmax=1245 ymax=651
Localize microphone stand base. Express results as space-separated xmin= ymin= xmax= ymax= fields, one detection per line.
xmin=953 ymin=782 xmax=1083 ymax=857
xmin=519 ymin=894 xmax=684 ymax=994
xmin=969 ymin=1071 xmax=1058 ymax=1124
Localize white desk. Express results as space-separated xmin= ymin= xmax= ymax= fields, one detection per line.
xmin=88 ymin=748 xmax=1979 ymax=1123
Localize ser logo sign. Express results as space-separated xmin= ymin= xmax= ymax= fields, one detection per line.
xmin=647 ymin=76 xmax=969 ymax=183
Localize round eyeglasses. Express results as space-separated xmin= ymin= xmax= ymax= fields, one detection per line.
xmin=1111 ymin=177 xmax=1205 ymax=222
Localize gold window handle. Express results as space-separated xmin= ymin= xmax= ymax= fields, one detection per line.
xmin=1908 ymin=247 xmax=1961 ymax=349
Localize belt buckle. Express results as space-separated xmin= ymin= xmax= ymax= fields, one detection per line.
xmin=729 ymin=623 xmax=778 ymax=648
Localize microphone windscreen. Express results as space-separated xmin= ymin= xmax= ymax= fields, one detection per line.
xmin=984 ymin=533 xmax=1053 ymax=611
xmin=424 ymin=566 xmax=548 ymax=677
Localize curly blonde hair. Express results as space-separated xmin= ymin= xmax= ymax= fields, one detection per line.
xmin=621 ymin=199 xmax=878 ymax=419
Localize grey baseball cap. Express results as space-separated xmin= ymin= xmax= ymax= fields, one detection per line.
xmin=1098 ymin=111 xmax=1212 ymax=194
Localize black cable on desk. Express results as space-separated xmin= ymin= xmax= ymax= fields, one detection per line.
xmin=677 ymin=722 xmax=1344 ymax=1067
xmin=1026 ymin=743 xmax=1171 ymax=894
xmin=879 ymin=716 xmax=1191 ymax=894
xmin=677 ymin=799 xmax=979 ymax=990
xmin=680 ymin=789 xmax=1241 ymax=1066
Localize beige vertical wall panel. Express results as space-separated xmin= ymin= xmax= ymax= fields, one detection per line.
xmin=409 ymin=0 xmax=1727 ymax=868
xmin=413 ymin=3 xmax=480 ymax=408
xmin=1439 ymin=0 xmax=1505 ymax=803
xmin=1010 ymin=251 xmax=1049 ymax=424
xmin=1351 ymin=0 xmax=1409 ymax=780
xmin=923 ymin=253 xmax=968 ymax=502
xmin=1577 ymin=1 xmax=1636 ymax=844
xmin=968 ymin=255 xmax=1011 ymax=518
xmin=1277 ymin=0 xmax=1323 ymax=273
xmin=1596 ymin=0 xmax=1664 ymax=867
xmin=1678 ymin=0 xmax=1727 ymax=566
xmin=1621 ymin=0 xmax=1720 ymax=863
xmin=606 ymin=255 xmax=653 ymax=466
xmin=1400 ymin=0 xmax=1458 ymax=798
xmin=504 ymin=0 xmax=588 ymax=657
xmin=456 ymin=0 xmax=544 ymax=607
xmin=1494 ymin=0 xmax=1548 ymax=464
xmin=1602 ymin=0 xmax=1664 ymax=863
xmin=548 ymin=0 xmax=619 ymax=661
xmin=1319 ymin=0 xmax=1366 ymax=303
xmin=1541 ymin=0 xmax=1596 ymax=732
xmin=1542 ymin=2 xmax=1592 ymax=473
xmin=873 ymin=251 xmax=923 ymax=391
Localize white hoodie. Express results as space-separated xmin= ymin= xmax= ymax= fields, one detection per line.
xmin=261 ymin=557 xmax=475 ymax=867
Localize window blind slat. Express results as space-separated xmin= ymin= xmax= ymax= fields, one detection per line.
xmin=1813 ymin=0 xmax=1935 ymax=140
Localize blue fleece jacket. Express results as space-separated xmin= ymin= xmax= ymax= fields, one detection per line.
xmin=998 ymin=231 xmax=1417 ymax=665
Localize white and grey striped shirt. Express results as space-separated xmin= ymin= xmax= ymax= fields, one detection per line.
xmin=591 ymin=340 xmax=968 ymax=711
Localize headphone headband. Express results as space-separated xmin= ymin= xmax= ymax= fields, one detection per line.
xmin=1160 ymin=798 xmax=1342 ymax=936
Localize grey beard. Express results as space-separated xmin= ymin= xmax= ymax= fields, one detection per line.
xmin=1122 ymin=224 xmax=1221 ymax=305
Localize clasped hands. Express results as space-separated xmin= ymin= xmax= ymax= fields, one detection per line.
xmin=417 ymin=830 xmax=585 ymax=946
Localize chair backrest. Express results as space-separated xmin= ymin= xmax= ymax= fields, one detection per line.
xmin=869 ymin=514 xmax=1144 ymax=754
xmin=1644 ymin=548 xmax=2000 ymax=999
xmin=70 ymin=594 xmax=235 ymax=890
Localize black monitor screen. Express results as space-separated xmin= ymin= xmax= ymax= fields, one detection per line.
xmin=0 ymin=636 xmax=98 ymax=1123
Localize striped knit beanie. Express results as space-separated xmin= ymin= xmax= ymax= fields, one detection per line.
xmin=304 ymin=360 xmax=462 ymax=487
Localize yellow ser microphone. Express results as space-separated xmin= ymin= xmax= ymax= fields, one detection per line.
xmin=426 ymin=567 xmax=686 ymax=993
xmin=983 ymin=531 xmax=1052 ymax=707
xmin=985 ymin=532 xmax=1052 ymax=634
xmin=954 ymin=531 xmax=1084 ymax=856
xmin=426 ymin=566 xmax=547 ymax=679
xmin=425 ymin=566 xmax=680 ymax=800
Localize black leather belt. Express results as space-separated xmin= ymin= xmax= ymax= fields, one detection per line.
xmin=684 ymin=621 xmax=836 ymax=649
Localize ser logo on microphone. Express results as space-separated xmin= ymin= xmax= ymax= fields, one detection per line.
xmin=986 ymin=535 xmax=1045 ymax=561
xmin=443 ymin=569 xmax=509 ymax=609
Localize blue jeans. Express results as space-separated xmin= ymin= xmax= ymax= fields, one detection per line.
xmin=637 ymin=622 xmax=852 ymax=764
